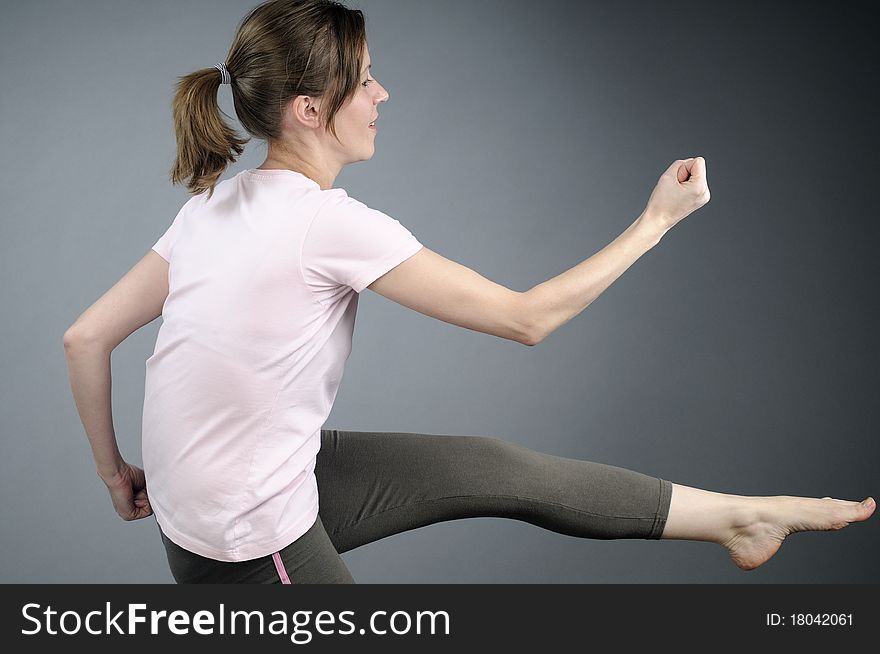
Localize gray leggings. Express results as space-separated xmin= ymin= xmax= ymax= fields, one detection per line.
xmin=158 ymin=429 xmax=673 ymax=583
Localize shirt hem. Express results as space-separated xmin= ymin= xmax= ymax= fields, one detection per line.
xmin=150 ymin=245 xmax=170 ymax=263
xmin=156 ymin=503 xmax=321 ymax=563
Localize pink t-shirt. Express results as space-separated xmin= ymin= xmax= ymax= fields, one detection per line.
xmin=142 ymin=168 xmax=423 ymax=562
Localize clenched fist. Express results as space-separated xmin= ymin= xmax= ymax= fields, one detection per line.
xmin=643 ymin=157 xmax=711 ymax=232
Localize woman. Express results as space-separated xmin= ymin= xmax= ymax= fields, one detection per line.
xmin=63 ymin=0 xmax=873 ymax=583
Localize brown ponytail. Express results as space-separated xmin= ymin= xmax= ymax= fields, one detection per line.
xmin=169 ymin=67 xmax=248 ymax=200
xmin=168 ymin=0 xmax=367 ymax=200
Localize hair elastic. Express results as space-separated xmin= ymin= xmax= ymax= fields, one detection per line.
xmin=214 ymin=62 xmax=232 ymax=85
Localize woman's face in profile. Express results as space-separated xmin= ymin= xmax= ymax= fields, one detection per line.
xmin=332 ymin=43 xmax=389 ymax=163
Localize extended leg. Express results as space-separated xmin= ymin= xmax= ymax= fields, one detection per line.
xmin=315 ymin=429 xmax=672 ymax=554
xmin=315 ymin=429 xmax=876 ymax=571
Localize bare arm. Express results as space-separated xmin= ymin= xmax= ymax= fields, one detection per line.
xmin=62 ymin=338 xmax=125 ymax=479
xmin=63 ymin=249 xmax=169 ymax=482
xmin=367 ymin=246 xmax=535 ymax=345
xmin=523 ymin=211 xmax=668 ymax=344
xmin=62 ymin=250 xmax=169 ymax=522
xmin=369 ymin=158 xmax=708 ymax=346
xmin=366 ymin=212 xmax=668 ymax=346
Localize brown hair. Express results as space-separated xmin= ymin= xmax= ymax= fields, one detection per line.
xmin=169 ymin=0 xmax=367 ymax=199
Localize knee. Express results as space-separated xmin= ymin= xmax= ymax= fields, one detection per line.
xmin=464 ymin=435 xmax=536 ymax=467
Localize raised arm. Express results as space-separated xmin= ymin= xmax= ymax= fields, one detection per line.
xmin=367 ymin=157 xmax=710 ymax=346
xmin=368 ymin=212 xmax=665 ymax=346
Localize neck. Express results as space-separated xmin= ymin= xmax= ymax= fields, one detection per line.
xmin=258 ymin=145 xmax=339 ymax=191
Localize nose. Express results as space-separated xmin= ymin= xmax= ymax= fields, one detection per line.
xmin=375 ymin=80 xmax=389 ymax=104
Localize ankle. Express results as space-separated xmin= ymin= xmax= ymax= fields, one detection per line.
xmin=661 ymin=484 xmax=757 ymax=543
xmin=720 ymin=495 xmax=765 ymax=545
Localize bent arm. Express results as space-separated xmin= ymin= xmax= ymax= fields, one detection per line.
xmin=523 ymin=210 xmax=667 ymax=344
xmin=367 ymin=211 xmax=668 ymax=346
xmin=61 ymin=249 xmax=169 ymax=483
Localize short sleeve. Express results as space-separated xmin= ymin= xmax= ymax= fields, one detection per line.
xmin=301 ymin=192 xmax=423 ymax=294
xmin=151 ymin=199 xmax=191 ymax=262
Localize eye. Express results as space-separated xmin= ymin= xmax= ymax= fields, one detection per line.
xmin=361 ymin=78 xmax=374 ymax=87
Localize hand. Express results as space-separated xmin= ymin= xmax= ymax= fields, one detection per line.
xmin=643 ymin=156 xmax=711 ymax=232
xmin=101 ymin=461 xmax=153 ymax=521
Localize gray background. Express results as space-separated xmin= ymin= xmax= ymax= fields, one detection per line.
xmin=1 ymin=0 xmax=876 ymax=583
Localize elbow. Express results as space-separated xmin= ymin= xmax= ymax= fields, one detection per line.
xmin=518 ymin=320 xmax=543 ymax=347
xmin=63 ymin=324 xmax=95 ymax=350
xmin=521 ymin=328 xmax=544 ymax=347
xmin=63 ymin=326 xmax=81 ymax=349
xmin=513 ymin=291 xmax=544 ymax=347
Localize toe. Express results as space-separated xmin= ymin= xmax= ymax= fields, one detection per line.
xmin=848 ymin=497 xmax=875 ymax=522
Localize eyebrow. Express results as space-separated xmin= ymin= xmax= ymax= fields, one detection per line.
xmin=362 ymin=63 xmax=371 ymax=74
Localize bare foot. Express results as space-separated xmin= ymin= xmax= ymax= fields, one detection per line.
xmin=721 ymin=496 xmax=876 ymax=571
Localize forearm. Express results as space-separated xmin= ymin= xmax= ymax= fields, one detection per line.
xmin=523 ymin=211 xmax=668 ymax=344
xmin=62 ymin=336 xmax=125 ymax=481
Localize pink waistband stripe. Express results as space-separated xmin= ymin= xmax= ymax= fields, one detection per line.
xmin=272 ymin=552 xmax=292 ymax=584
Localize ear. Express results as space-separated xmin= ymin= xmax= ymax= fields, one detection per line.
xmin=287 ymin=95 xmax=324 ymax=130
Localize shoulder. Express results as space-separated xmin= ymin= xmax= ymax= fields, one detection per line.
xmin=313 ymin=188 xmax=396 ymax=226
xmin=317 ymin=187 xmax=370 ymax=213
